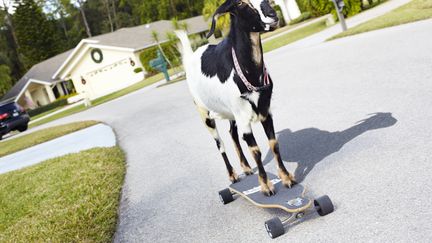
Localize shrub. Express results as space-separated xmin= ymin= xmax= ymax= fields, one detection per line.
xmin=134 ymin=67 xmax=143 ymax=73
xmin=297 ymin=0 xmax=362 ymax=19
xmin=290 ymin=12 xmax=312 ymax=25
xmin=28 ymin=98 xmax=68 ymax=117
xmin=296 ymin=0 xmax=333 ymax=17
xmin=342 ymin=0 xmax=363 ymax=17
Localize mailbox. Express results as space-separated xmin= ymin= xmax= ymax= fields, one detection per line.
xmin=149 ymin=50 xmax=170 ymax=82
xmin=334 ymin=0 xmax=345 ymax=12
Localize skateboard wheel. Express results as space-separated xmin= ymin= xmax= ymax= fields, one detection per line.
xmin=264 ymin=217 xmax=284 ymax=239
xmin=218 ymin=188 xmax=234 ymax=205
xmin=314 ymin=195 xmax=334 ymax=216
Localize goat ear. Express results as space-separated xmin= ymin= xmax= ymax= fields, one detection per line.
xmin=206 ymin=0 xmax=237 ymax=38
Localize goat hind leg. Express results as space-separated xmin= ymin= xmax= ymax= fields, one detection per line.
xmin=196 ymin=106 xmax=238 ymax=183
xmin=229 ymin=120 xmax=253 ymax=175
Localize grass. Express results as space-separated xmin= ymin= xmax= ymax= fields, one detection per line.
xmin=0 ymin=147 xmax=125 ymax=242
xmin=0 ymin=121 xmax=99 ymax=157
xmin=328 ymin=0 xmax=432 ymax=40
xmin=29 ymin=69 xmax=182 ymax=128
xmin=30 ymin=105 xmax=67 ymax=121
xmin=263 ymin=19 xmax=329 ymax=53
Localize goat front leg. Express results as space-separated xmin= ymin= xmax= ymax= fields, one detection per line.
xmin=197 ymin=106 xmax=238 ymax=183
xmin=239 ymin=123 xmax=275 ymax=196
xmin=262 ymin=115 xmax=295 ymax=187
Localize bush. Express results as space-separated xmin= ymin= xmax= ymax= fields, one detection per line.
xmin=139 ymin=42 xmax=180 ymax=76
xmin=290 ymin=12 xmax=312 ymax=25
xmin=342 ymin=0 xmax=362 ymax=17
xmin=28 ymin=98 xmax=68 ymax=117
xmin=297 ymin=0 xmax=362 ymax=19
xmin=134 ymin=67 xmax=143 ymax=73
xmin=296 ymin=0 xmax=333 ymax=17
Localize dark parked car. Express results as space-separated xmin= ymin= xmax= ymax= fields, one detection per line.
xmin=0 ymin=101 xmax=30 ymax=140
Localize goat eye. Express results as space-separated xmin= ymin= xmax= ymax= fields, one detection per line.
xmin=237 ymin=1 xmax=243 ymax=6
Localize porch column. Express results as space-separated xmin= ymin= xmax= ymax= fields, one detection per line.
xmin=56 ymin=83 xmax=65 ymax=96
xmin=274 ymin=0 xmax=291 ymax=23
xmin=24 ymin=90 xmax=36 ymax=109
xmin=45 ymin=85 xmax=56 ymax=102
xmin=286 ymin=0 xmax=301 ymax=20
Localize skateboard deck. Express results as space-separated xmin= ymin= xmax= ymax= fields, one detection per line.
xmin=229 ymin=172 xmax=312 ymax=213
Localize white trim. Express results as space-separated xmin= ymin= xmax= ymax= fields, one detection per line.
xmin=52 ymin=39 xmax=99 ymax=79
xmin=89 ymin=44 xmax=135 ymax=52
xmin=14 ymin=79 xmax=52 ymax=102
xmin=56 ymin=42 xmax=136 ymax=80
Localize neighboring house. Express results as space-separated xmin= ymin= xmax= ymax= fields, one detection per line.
xmin=274 ymin=0 xmax=301 ymax=22
xmin=1 ymin=16 xmax=209 ymax=109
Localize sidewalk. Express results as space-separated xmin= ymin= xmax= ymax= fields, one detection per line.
xmin=263 ymin=14 xmax=331 ymax=43
xmin=0 ymin=124 xmax=116 ymax=174
xmin=29 ymin=100 xmax=85 ymax=125
xmin=270 ymin=0 xmax=411 ymax=52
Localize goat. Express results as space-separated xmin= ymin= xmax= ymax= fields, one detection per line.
xmin=175 ymin=0 xmax=294 ymax=196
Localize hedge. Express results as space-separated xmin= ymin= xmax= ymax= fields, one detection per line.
xmin=296 ymin=0 xmax=362 ymax=18
xmin=28 ymin=98 xmax=68 ymax=117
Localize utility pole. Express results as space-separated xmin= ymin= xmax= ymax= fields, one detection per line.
xmin=331 ymin=0 xmax=347 ymax=31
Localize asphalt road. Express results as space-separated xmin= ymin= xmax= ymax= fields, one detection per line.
xmin=12 ymin=19 xmax=432 ymax=242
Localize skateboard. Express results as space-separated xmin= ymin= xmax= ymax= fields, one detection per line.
xmin=218 ymin=172 xmax=334 ymax=239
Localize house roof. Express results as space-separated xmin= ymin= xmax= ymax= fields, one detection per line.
xmin=1 ymin=50 xmax=73 ymax=101
xmin=1 ymin=15 xmax=209 ymax=102
xmin=87 ymin=16 xmax=209 ymax=51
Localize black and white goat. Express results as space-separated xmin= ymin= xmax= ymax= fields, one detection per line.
xmin=175 ymin=0 xmax=294 ymax=196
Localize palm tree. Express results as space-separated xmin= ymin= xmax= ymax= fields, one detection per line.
xmin=151 ymin=30 xmax=173 ymax=69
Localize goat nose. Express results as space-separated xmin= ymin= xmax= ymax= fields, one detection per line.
xmin=267 ymin=10 xmax=277 ymax=18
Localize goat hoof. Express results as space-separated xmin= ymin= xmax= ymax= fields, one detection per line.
xmin=243 ymin=168 xmax=253 ymax=176
xmin=279 ymin=171 xmax=295 ymax=188
xmin=229 ymin=172 xmax=239 ymax=183
xmin=261 ymin=180 xmax=275 ymax=196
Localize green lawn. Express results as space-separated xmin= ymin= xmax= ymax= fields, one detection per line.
xmin=29 ymin=69 xmax=183 ymax=128
xmin=30 ymin=105 xmax=67 ymax=121
xmin=263 ymin=19 xmax=329 ymax=53
xmin=0 ymin=147 xmax=125 ymax=242
xmin=328 ymin=0 xmax=432 ymax=40
xmin=0 ymin=121 xmax=99 ymax=157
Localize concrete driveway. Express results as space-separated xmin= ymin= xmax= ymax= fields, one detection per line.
xmin=14 ymin=19 xmax=432 ymax=242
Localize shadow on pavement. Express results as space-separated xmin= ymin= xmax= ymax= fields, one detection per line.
xmin=263 ymin=112 xmax=398 ymax=183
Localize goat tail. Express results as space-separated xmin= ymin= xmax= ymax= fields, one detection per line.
xmin=174 ymin=30 xmax=193 ymax=62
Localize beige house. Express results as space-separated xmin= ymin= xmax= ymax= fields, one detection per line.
xmin=1 ymin=16 xmax=209 ymax=108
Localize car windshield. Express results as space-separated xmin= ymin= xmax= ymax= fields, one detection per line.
xmin=0 ymin=103 xmax=17 ymax=113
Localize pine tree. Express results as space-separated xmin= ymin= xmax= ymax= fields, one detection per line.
xmin=14 ymin=0 xmax=62 ymax=67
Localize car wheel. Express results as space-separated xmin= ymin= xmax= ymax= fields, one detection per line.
xmin=18 ymin=125 xmax=28 ymax=132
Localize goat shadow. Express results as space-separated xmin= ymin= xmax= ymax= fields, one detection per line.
xmin=262 ymin=112 xmax=398 ymax=183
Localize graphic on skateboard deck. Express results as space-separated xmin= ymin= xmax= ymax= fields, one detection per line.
xmin=218 ymin=172 xmax=334 ymax=239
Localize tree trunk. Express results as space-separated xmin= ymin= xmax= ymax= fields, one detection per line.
xmin=110 ymin=0 xmax=119 ymax=29
xmin=103 ymin=0 xmax=114 ymax=32
xmin=169 ymin=0 xmax=177 ymax=16
xmin=2 ymin=0 xmax=25 ymax=73
xmin=77 ymin=1 xmax=92 ymax=37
